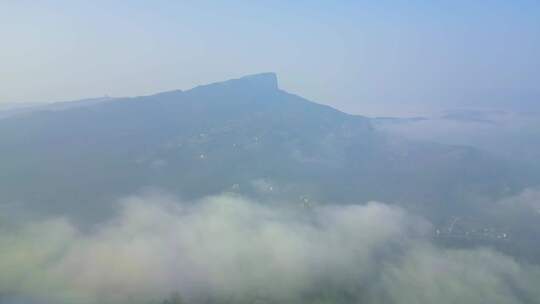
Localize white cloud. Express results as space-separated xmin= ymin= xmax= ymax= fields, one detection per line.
xmin=0 ymin=193 xmax=538 ymax=304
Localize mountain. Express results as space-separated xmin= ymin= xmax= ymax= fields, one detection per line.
xmin=0 ymin=73 xmax=534 ymax=222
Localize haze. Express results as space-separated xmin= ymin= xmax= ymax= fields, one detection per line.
xmin=2 ymin=2 xmax=540 ymax=304
xmin=2 ymin=0 xmax=539 ymax=115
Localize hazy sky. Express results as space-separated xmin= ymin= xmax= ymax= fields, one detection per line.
xmin=1 ymin=0 xmax=539 ymax=115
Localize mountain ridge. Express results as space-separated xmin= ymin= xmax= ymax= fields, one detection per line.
xmin=0 ymin=73 xmax=533 ymax=224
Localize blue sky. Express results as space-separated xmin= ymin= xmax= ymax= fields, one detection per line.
xmin=1 ymin=0 xmax=539 ymax=115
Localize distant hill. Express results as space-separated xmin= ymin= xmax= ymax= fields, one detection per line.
xmin=0 ymin=73 xmax=534 ymax=222
xmin=0 ymin=97 xmax=114 ymax=119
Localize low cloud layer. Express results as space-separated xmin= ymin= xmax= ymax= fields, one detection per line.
xmin=1 ymin=193 xmax=539 ymax=304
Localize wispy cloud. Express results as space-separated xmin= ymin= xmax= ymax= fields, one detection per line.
xmin=0 ymin=193 xmax=538 ymax=304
